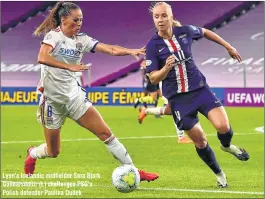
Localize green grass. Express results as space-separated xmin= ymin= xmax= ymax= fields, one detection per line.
xmin=1 ymin=106 xmax=264 ymax=198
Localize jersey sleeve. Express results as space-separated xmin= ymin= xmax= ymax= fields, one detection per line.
xmin=145 ymin=40 xmax=159 ymax=74
xmin=84 ymin=35 xmax=99 ymax=53
xmin=187 ymin=25 xmax=204 ymax=39
xmin=42 ymin=31 xmax=60 ymax=49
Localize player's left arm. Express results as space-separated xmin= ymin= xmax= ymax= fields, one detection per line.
xmin=95 ymin=43 xmax=145 ymax=61
xmin=202 ymin=28 xmax=242 ymax=62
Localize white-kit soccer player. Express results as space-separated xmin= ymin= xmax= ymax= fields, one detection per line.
xmin=24 ymin=1 xmax=159 ymax=182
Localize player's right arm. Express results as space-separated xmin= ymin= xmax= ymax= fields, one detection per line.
xmin=146 ymin=41 xmax=174 ymax=85
xmin=38 ymin=32 xmax=88 ymax=72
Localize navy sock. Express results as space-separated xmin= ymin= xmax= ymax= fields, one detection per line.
xmin=217 ymin=127 xmax=233 ymax=147
xmin=154 ymin=97 xmax=159 ymax=107
xmin=196 ymin=143 xmax=221 ymax=174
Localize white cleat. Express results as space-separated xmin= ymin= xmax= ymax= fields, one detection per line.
xmin=221 ymin=144 xmax=250 ymax=161
xmin=216 ymin=171 xmax=228 ymax=188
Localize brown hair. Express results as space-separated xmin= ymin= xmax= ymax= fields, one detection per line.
xmin=149 ymin=1 xmax=182 ymax=27
xmin=33 ymin=2 xmax=80 ymax=36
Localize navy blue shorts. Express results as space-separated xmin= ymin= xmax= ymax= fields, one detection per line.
xmin=169 ymin=86 xmax=222 ymax=131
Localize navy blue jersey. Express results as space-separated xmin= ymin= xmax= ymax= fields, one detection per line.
xmin=146 ymin=25 xmax=207 ymax=99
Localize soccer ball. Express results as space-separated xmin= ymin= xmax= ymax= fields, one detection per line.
xmin=112 ymin=164 xmax=140 ymax=193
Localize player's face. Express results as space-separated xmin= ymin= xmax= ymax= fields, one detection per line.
xmin=152 ymin=5 xmax=173 ymax=32
xmin=62 ymin=9 xmax=83 ymax=36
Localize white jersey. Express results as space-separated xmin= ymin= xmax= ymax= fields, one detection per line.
xmin=37 ymin=27 xmax=98 ymax=104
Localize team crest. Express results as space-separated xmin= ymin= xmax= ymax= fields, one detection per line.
xmin=76 ymin=43 xmax=83 ymax=51
xmin=146 ymin=60 xmax=152 ymax=66
xmin=182 ymin=38 xmax=188 ymax=44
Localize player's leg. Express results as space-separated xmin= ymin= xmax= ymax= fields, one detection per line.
xmin=138 ymin=99 xmax=168 ymax=124
xmin=155 ymin=88 xmax=164 ymax=107
xmin=171 ymin=100 xmax=227 ymax=187
xmin=136 ymin=84 xmax=159 ymax=109
xmin=69 ymin=90 xmax=159 ymax=182
xmin=199 ymin=88 xmax=249 ymax=161
xmin=24 ymin=96 xmax=65 ymax=175
xmin=207 ymin=107 xmax=249 ymax=161
xmin=150 ymin=90 xmax=158 ymax=105
xmin=184 ymin=121 xmax=227 ymax=188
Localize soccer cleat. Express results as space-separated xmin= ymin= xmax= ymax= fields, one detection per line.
xmin=178 ymin=136 xmax=193 ymax=144
xmin=216 ymin=171 xmax=228 ymax=188
xmin=138 ymin=107 xmax=147 ymax=124
xmin=138 ymin=170 xmax=159 ymax=182
xmin=134 ymin=98 xmax=140 ymax=109
xmin=24 ymin=146 xmax=37 ymax=176
xmin=220 ymin=144 xmax=250 ymax=161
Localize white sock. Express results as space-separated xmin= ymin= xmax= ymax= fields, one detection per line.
xmin=30 ymin=143 xmax=49 ymax=159
xmin=104 ymin=134 xmax=134 ymax=166
xmin=174 ymin=122 xmax=184 ymax=139
xmin=145 ymin=107 xmax=163 ymax=115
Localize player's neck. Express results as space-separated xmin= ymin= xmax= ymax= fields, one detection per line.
xmin=61 ymin=26 xmax=75 ymax=39
xmin=158 ymin=27 xmax=173 ymax=40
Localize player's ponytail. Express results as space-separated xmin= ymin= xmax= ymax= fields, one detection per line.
xmin=172 ymin=19 xmax=181 ymax=27
xmin=33 ymin=2 xmax=80 ymax=36
xmin=33 ymin=2 xmax=64 ymax=36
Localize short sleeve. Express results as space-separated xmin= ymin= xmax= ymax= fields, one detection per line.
xmin=42 ymin=31 xmax=60 ymax=49
xmin=187 ymin=25 xmax=204 ymax=39
xmin=145 ymin=41 xmax=159 ymax=74
xmin=84 ymin=36 xmax=99 ymax=53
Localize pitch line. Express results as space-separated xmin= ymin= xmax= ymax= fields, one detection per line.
xmin=1 ymin=132 xmax=263 ymax=144
xmin=138 ymin=187 xmax=264 ymax=195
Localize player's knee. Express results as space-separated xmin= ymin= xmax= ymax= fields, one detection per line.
xmin=97 ymin=129 xmax=112 ymax=141
xmin=215 ymin=121 xmax=230 ymax=134
xmin=195 ymin=140 xmax=207 ymax=149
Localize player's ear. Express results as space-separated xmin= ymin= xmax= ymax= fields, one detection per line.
xmin=61 ymin=16 xmax=67 ymax=24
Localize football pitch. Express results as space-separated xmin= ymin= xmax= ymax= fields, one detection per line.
xmin=1 ymin=106 xmax=264 ymax=198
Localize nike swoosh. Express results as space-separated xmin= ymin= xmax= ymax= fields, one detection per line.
xmin=159 ymin=48 xmax=165 ymax=52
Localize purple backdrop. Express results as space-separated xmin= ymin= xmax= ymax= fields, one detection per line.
xmin=1 ymin=1 xmax=246 ymax=87
xmin=1 ymin=2 xmax=45 ymax=25
xmin=192 ymin=3 xmax=264 ymax=88
xmin=110 ymin=3 xmax=264 ymax=88
xmin=224 ymin=88 xmax=264 ymax=107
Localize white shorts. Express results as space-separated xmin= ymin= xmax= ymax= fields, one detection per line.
xmin=37 ymin=88 xmax=92 ymax=129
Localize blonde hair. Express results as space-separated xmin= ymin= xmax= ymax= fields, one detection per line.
xmin=33 ymin=2 xmax=80 ymax=36
xmin=149 ymin=1 xmax=182 ymax=27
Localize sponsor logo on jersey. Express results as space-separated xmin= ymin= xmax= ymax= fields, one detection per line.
xmin=179 ymin=34 xmax=187 ymax=39
xmin=59 ymin=48 xmax=81 ymax=57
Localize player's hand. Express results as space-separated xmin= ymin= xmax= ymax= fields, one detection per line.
xmin=129 ymin=46 xmax=146 ymax=61
xmin=67 ymin=64 xmax=90 ymax=72
xmin=164 ymin=55 xmax=175 ymax=70
xmin=227 ymin=46 xmax=242 ymax=62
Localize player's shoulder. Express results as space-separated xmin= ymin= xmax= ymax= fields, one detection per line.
xmin=43 ymin=28 xmax=62 ymax=41
xmin=182 ymin=25 xmax=201 ymax=32
xmin=173 ymin=25 xmax=191 ymax=32
xmin=76 ymin=32 xmax=98 ymax=43
xmin=146 ymin=34 xmax=160 ymax=48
